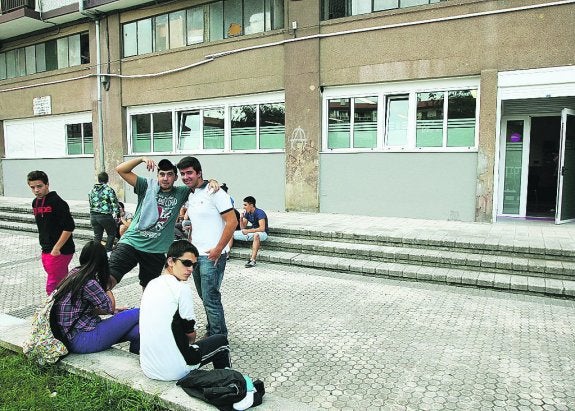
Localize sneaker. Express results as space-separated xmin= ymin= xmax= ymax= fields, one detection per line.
xmin=245 ymin=260 xmax=256 ymax=268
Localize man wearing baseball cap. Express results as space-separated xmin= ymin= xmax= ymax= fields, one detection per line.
xmin=108 ymin=156 xmax=191 ymax=290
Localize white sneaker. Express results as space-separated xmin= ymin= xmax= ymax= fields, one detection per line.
xmin=245 ymin=260 xmax=256 ymax=268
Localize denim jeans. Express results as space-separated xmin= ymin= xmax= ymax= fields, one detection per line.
xmin=90 ymin=213 xmax=117 ymax=252
xmin=193 ymin=255 xmax=228 ymax=337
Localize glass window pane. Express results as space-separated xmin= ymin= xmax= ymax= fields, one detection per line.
xmin=179 ymin=111 xmax=201 ymax=151
xmin=187 ymin=7 xmax=204 ymax=45
xmin=83 ymin=123 xmax=94 ymax=154
xmin=323 ymin=0 xmax=347 ymax=19
xmin=203 ymin=108 xmax=225 ymax=149
xmin=138 ymin=19 xmax=153 ymax=55
xmin=16 ymin=48 xmax=26 ymax=77
xmin=244 ymin=0 xmax=265 ymax=35
xmin=447 ymin=89 xmax=476 ymax=147
xmin=386 ymin=95 xmax=409 ymax=146
xmin=353 ymin=97 xmax=377 ymax=148
xmin=25 ymin=46 xmax=36 ymax=75
xmin=80 ymin=32 xmax=90 ymax=64
xmin=502 ymin=120 xmax=524 ymax=214
xmin=67 ymin=123 xmax=83 ymax=155
xmin=169 ymin=11 xmax=186 ymax=49
xmin=123 ymin=23 xmax=138 ymax=57
xmin=401 ymin=0 xmax=430 ymax=7
xmin=57 ymin=37 xmax=69 ymax=69
xmin=68 ymin=34 xmax=81 ymax=67
xmin=36 ymin=43 xmax=46 ymax=72
xmin=6 ymin=50 xmax=16 ymax=78
xmin=416 ymin=91 xmax=444 ymax=147
xmin=155 ymin=14 xmax=169 ymax=52
xmin=272 ymin=0 xmax=284 ymax=29
xmin=224 ymin=0 xmax=242 ymax=38
xmin=328 ymin=98 xmax=351 ymax=149
xmin=231 ymin=105 xmax=257 ymax=150
xmin=45 ymin=40 xmax=58 ymax=71
xmin=209 ymin=2 xmax=224 ymax=41
xmin=374 ymin=0 xmax=399 ymax=11
xmin=351 ymin=0 xmax=372 ymax=15
xmin=0 ymin=54 xmax=6 ymax=80
xmin=132 ymin=114 xmax=152 ymax=153
xmin=260 ymin=103 xmax=285 ymax=149
xmin=152 ymin=112 xmax=173 ymax=152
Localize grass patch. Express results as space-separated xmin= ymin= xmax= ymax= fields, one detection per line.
xmin=0 ymin=348 xmax=167 ymax=410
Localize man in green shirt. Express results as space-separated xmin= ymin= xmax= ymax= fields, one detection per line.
xmin=108 ymin=157 xmax=190 ymax=290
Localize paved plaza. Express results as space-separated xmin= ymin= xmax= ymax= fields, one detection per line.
xmin=1 ymin=228 xmax=575 ymax=410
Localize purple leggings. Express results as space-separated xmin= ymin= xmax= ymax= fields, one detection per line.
xmin=69 ymin=308 xmax=140 ymax=354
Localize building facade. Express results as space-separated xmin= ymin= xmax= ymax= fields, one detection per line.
xmin=1 ymin=0 xmax=574 ymax=222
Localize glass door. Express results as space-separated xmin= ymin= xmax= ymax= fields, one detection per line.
xmin=499 ymin=118 xmax=531 ymax=216
xmin=555 ymin=109 xmax=575 ymax=224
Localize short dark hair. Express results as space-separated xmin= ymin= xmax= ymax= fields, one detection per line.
xmin=27 ymin=170 xmax=48 ymax=185
xmin=176 ymin=156 xmax=202 ymax=176
xmin=243 ymin=196 xmax=256 ymax=206
xmin=97 ymin=172 xmax=109 ymax=184
xmin=165 ymin=239 xmax=199 ymax=267
xmin=118 ymin=201 xmax=125 ymax=209
xmin=158 ymin=159 xmax=177 ymax=174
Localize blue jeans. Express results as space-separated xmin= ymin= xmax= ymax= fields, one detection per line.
xmin=193 ymin=255 xmax=228 ymax=337
xmin=69 ymin=308 xmax=140 ymax=354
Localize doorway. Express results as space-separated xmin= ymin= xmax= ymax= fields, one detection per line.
xmin=526 ymin=116 xmax=560 ymax=218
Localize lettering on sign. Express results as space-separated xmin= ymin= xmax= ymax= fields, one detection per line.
xmin=33 ymin=96 xmax=52 ymax=116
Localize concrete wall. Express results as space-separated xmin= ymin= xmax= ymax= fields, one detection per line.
xmin=3 ymin=158 xmax=96 ymax=201
xmin=122 ymin=154 xmax=286 ymax=212
xmin=319 ymin=152 xmax=478 ymax=221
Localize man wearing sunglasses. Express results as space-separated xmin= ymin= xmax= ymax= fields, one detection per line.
xmin=177 ymin=156 xmax=237 ymax=338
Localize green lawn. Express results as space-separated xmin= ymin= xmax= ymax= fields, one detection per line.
xmin=0 ymin=348 xmax=167 ymax=411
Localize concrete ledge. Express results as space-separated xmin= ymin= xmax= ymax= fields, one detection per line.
xmin=0 ymin=314 xmax=311 ymax=411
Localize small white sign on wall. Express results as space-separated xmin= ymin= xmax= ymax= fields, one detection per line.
xmin=33 ymin=96 xmax=52 ymax=116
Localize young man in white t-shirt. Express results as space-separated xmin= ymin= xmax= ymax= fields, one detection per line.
xmin=139 ymin=240 xmax=231 ymax=381
xmin=176 ymin=156 xmax=237 ymax=337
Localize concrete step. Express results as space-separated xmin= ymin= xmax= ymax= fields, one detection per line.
xmin=0 ymin=210 xmax=93 ymax=230
xmin=0 ymin=219 xmax=95 ymax=241
xmin=256 ymin=236 xmax=575 ymax=280
xmin=229 ymin=248 xmax=575 ymax=298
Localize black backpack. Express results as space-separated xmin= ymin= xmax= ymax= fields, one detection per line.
xmin=177 ymin=369 xmax=264 ymax=410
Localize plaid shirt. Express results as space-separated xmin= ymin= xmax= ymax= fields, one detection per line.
xmin=54 ymin=277 xmax=112 ymax=341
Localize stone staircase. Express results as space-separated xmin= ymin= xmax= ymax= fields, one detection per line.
xmin=1 ymin=202 xmax=574 ymax=298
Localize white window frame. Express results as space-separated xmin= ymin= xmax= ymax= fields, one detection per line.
xmin=126 ymin=91 xmax=285 ymax=154
xmin=322 ymin=77 xmax=480 ymax=153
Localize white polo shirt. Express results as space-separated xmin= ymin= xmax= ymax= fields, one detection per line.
xmin=187 ymin=182 xmax=234 ymax=256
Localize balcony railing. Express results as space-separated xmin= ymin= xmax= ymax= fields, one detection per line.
xmin=1 ymin=0 xmax=35 ymax=13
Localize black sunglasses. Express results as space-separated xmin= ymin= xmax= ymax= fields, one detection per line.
xmin=175 ymin=258 xmax=197 ymax=268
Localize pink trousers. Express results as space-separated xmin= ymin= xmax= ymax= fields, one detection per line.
xmin=42 ymin=252 xmax=74 ymax=295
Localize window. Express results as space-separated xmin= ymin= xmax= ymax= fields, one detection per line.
xmin=130 ymin=96 xmax=285 ymax=154
xmin=131 ymin=112 xmax=173 ymax=153
xmin=122 ymin=1 xmax=284 ymax=57
xmin=0 ymin=33 xmax=89 ymax=80
xmin=66 ymin=123 xmax=93 ymax=155
xmin=327 ymin=97 xmax=377 ymax=149
xmin=324 ymin=85 xmax=477 ymax=151
xmin=322 ymin=0 xmax=444 ymax=19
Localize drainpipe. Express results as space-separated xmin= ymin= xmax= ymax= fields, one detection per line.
xmin=79 ymin=0 xmax=105 ymax=172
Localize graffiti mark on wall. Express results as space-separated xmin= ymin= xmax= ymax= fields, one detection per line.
xmin=289 ymin=126 xmax=307 ymax=150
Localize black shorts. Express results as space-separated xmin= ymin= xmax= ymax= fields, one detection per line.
xmin=109 ymin=243 xmax=165 ymax=288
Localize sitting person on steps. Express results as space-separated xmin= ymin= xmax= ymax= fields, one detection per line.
xmin=232 ymin=196 xmax=268 ymax=268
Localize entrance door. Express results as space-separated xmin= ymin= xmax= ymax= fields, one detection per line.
xmin=499 ymin=117 xmax=530 ymax=217
xmin=555 ymin=108 xmax=575 ymax=223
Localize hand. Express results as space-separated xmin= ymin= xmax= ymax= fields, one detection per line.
xmin=142 ymin=157 xmax=156 ymax=172
xmin=50 ymin=248 xmax=61 ymax=257
xmin=114 ymin=306 xmax=130 ymax=314
xmin=206 ymin=247 xmax=221 ymax=263
xmin=207 ymin=179 xmax=220 ymax=193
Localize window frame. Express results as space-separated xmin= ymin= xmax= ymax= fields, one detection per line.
xmin=322 ymin=78 xmax=480 ymax=153
xmin=126 ymin=92 xmax=285 ymax=154
xmin=66 ymin=122 xmax=94 ymax=156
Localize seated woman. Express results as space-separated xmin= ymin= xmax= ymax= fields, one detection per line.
xmin=140 ymin=239 xmax=231 ymax=381
xmin=52 ymin=240 xmax=140 ymax=354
